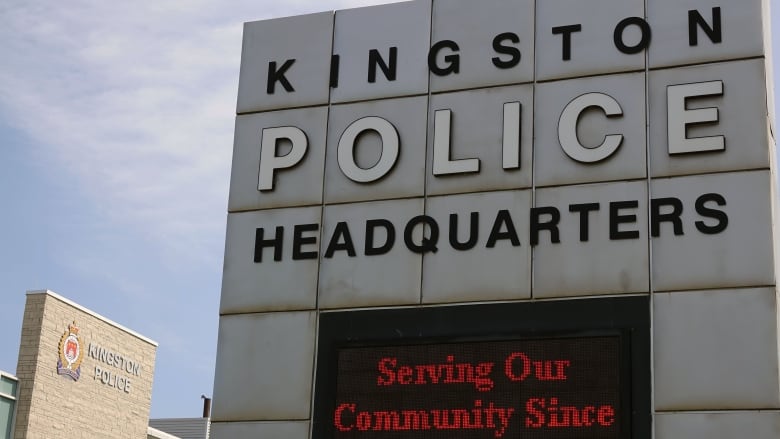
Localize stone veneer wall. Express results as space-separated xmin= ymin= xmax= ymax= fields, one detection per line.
xmin=13 ymin=290 xmax=157 ymax=439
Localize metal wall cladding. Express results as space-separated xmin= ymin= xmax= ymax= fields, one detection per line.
xmin=648 ymin=59 xmax=770 ymax=177
xmin=429 ymin=0 xmax=535 ymax=92
xmin=229 ymin=107 xmax=328 ymax=212
xmin=653 ymin=288 xmax=780 ymax=410
xmin=655 ymin=411 xmax=780 ymax=439
xmin=214 ymin=0 xmax=778 ymax=436
xmin=324 ymin=96 xmax=428 ymax=204
xmin=647 ymin=0 xmax=769 ymax=69
xmin=534 ymin=72 xmax=647 ymax=187
xmin=535 ymin=0 xmax=646 ymax=81
xmin=211 ymin=311 xmax=316 ymax=421
xmin=318 ymin=198 xmax=424 ymax=309
xmin=330 ymin=1 xmax=432 ymax=103
xmin=220 ymin=206 xmax=321 ymax=314
xmin=210 ymin=421 xmax=310 ymax=439
xmin=237 ymin=12 xmax=334 ymax=113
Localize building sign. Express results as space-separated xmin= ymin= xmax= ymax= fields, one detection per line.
xmin=55 ymin=320 xmax=143 ymax=393
xmin=220 ymin=0 xmax=775 ymax=314
xmin=210 ymin=0 xmax=776 ymax=438
xmin=87 ymin=342 xmax=142 ymax=393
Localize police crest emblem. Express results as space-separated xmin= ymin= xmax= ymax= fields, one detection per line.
xmin=57 ymin=321 xmax=84 ymax=381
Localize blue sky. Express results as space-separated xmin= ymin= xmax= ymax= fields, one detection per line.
xmin=0 ymin=0 xmax=777 ymax=419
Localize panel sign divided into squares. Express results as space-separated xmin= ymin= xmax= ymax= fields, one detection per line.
xmin=213 ymin=1 xmax=778 ymax=439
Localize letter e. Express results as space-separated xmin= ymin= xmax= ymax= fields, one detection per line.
xmin=667 ymin=81 xmax=724 ymax=154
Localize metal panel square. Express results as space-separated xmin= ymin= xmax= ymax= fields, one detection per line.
xmin=220 ymin=207 xmax=320 ymax=314
xmin=536 ymin=0 xmax=645 ymax=81
xmin=534 ymin=180 xmax=649 ymax=298
xmin=422 ymin=190 xmax=532 ymax=304
xmin=655 ymin=412 xmax=780 ymax=439
xmin=229 ymin=107 xmax=328 ymax=212
xmin=318 ymin=198 xmax=423 ymax=308
xmin=211 ymin=311 xmax=317 ymax=421
xmin=324 ymin=96 xmax=427 ymax=204
xmin=535 ymin=73 xmax=646 ymax=187
xmin=330 ymin=1 xmax=431 ymax=103
xmin=430 ymin=0 xmax=534 ymax=93
xmin=237 ymin=12 xmax=334 ymax=113
xmin=425 ymin=84 xmax=533 ymax=196
xmin=211 ymin=421 xmax=310 ymax=439
xmin=654 ymin=288 xmax=780 ymax=410
xmin=651 ymin=171 xmax=775 ymax=292
xmin=648 ymin=0 xmax=769 ymax=69
xmin=648 ymin=59 xmax=770 ymax=178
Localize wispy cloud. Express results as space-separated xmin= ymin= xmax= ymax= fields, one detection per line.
xmin=1 ymin=1 xmax=242 ymax=273
xmin=0 ymin=0 xmax=405 ymax=276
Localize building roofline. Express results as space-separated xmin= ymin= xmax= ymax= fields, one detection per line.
xmin=27 ymin=290 xmax=159 ymax=347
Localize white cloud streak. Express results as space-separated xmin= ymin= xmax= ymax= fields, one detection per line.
xmin=0 ymin=0 xmax=404 ymax=274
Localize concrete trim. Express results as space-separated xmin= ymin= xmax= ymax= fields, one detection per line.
xmin=27 ymin=290 xmax=159 ymax=347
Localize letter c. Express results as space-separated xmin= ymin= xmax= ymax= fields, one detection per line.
xmin=334 ymin=403 xmax=356 ymax=432
xmin=558 ymin=92 xmax=624 ymax=163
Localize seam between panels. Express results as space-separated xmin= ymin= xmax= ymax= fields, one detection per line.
xmin=308 ymin=11 xmax=338 ymax=439
xmin=643 ymin=1 xmax=656 ymax=437
xmin=530 ymin=0 xmax=539 ymax=302
xmin=420 ymin=0 xmax=435 ymax=307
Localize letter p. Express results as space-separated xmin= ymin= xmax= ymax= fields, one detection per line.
xmin=258 ymin=126 xmax=308 ymax=191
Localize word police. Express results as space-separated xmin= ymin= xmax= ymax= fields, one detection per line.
xmin=88 ymin=342 xmax=141 ymax=393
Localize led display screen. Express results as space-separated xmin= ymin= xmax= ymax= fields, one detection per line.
xmin=313 ymin=297 xmax=650 ymax=439
xmin=332 ymin=336 xmax=622 ymax=439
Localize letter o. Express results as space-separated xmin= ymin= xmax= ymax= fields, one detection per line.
xmin=338 ymin=116 xmax=400 ymax=183
xmin=613 ymin=17 xmax=651 ymax=54
xmin=558 ymin=93 xmax=624 ymax=163
xmin=505 ymin=352 xmax=532 ymax=381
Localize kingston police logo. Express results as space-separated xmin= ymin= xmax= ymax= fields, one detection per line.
xmin=57 ymin=321 xmax=84 ymax=381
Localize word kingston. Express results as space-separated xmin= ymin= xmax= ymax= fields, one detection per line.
xmin=254 ymin=193 xmax=727 ymax=262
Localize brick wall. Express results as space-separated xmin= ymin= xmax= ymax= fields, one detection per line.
xmin=13 ymin=291 xmax=157 ymax=439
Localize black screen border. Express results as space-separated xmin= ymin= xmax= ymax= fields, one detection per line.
xmin=313 ymin=296 xmax=650 ymax=439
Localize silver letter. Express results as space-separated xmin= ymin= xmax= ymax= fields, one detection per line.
xmin=667 ymin=81 xmax=724 ymax=154
xmin=502 ymin=102 xmax=522 ymax=169
xmin=433 ymin=109 xmax=480 ymax=175
xmin=337 ymin=116 xmax=399 ymax=183
xmin=258 ymin=126 xmax=308 ymax=191
xmin=558 ymin=93 xmax=624 ymax=163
